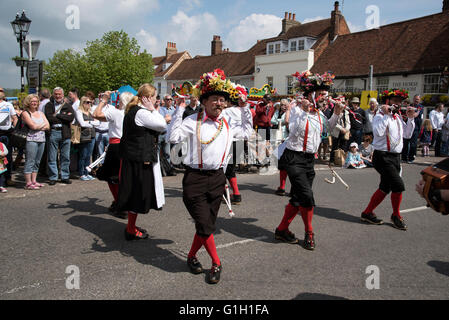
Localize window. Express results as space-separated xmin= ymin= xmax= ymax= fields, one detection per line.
xmin=376 ymin=77 xmax=389 ymax=92
xmin=298 ymin=39 xmax=305 ymax=51
xmin=345 ymin=79 xmax=354 ymax=92
xmin=290 ymin=41 xmax=297 ymax=52
xmin=287 ymin=76 xmax=294 ymax=95
xmin=157 ymin=83 xmax=162 ymax=94
xmin=275 ymin=43 xmax=281 ymax=54
xmin=268 ymin=44 xmax=274 ymax=55
xmin=267 ymin=77 xmax=273 ymax=88
xmin=424 ymin=74 xmax=446 ymax=94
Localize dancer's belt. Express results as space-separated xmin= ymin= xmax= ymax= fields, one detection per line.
xmin=186 ymin=167 xmax=222 ymax=175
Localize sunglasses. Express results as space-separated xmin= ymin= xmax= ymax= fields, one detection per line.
xmin=84 ymin=101 xmax=93 ymax=104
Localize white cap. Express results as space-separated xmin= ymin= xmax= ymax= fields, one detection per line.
xmin=350 ymin=142 xmax=358 ymax=149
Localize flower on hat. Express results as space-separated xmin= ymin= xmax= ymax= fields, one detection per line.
xmin=293 ymin=71 xmax=335 ymax=94
xmin=381 ymin=89 xmax=409 ymax=100
xmin=192 ymin=69 xmax=234 ymax=98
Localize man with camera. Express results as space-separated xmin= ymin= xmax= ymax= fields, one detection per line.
xmin=361 ymin=89 xmax=416 ymax=231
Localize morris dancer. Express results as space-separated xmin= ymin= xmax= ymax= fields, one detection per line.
xmin=361 ymin=89 xmax=415 ymax=231
xmin=117 ymin=84 xmax=167 ymax=240
xmin=93 ymin=90 xmax=135 ymax=219
xmin=275 ymin=71 xmax=343 ymax=251
xmin=168 ymin=69 xmax=253 ymax=284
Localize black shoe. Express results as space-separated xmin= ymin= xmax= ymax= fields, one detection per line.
xmin=108 ymin=201 xmax=117 ymax=212
xmin=61 ymin=179 xmax=72 ymax=185
xmin=230 ymin=194 xmax=242 ymax=205
xmin=303 ymin=232 xmax=316 ymax=251
xmin=275 ymin=188 xmax=286 ymax=196
xmin=361 ymin=212 xmax=384 ymax=225
xmin=124 ymin=228 xmax=149 ymax=241
xmin=187 ymin=257 xmax=204 ymax=275
xmin=207 ymin=264 xmax=222 ymax=284
xmin=48 ymin=180 xmax=57 ymax=186
xmin=391 ymin=215 xmax=407 ymax=231
xmin=275 ymin=228 xmax=299 ymax=244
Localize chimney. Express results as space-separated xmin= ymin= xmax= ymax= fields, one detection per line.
xmin=211 ymin=35 xmax=223 ymax=55
xmin=330 ymin=1 xmax=342 ymax=41
xmin=281 ymin=11 xmax=301 ymax=34
xmin=444 ymin=0 xmax=449 ymax=11
xmin=166 ymin=42 xmax=177 ymax=58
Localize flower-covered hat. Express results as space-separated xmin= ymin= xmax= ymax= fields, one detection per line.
xmin=192 ymin=69 xmax=233 ymax=102
xmin=227 ymin=83 xmax=248 ymax=104
xmin=380 ymin=89 xmax=409 ymax=102
xmin=293 ymin=71 xmax=335 ymax=95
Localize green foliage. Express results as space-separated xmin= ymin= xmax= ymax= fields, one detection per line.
xmin=43 ymin=30 xmax=154 ymax=95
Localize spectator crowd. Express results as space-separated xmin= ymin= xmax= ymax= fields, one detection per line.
xmin=0 ymin=84 xmax=448 ymax=195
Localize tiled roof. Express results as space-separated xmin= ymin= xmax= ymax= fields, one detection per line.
xmin=153 ymin=51 xmax=191 ymax=78
xmin=311 ymin=11 xmax=449 ymax=77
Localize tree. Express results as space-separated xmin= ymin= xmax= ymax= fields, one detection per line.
xmin=43 ymin=30 xmax=154 ymax=95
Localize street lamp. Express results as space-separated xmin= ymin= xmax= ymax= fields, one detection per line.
xmin=11 ymin=11 xmax=32 ymax=93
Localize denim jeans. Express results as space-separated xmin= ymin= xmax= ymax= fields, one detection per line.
xmin=0 ymin=135 xmax=12 ymax=180
xmin=24 ymin=141 xmax=45 ymax=174
xmin=94 ymin=131 xmax=109 ymax=163
xmin=78 ymin=138 xmax=95 ymax=177
xmin=47 ymin=130 xmax=71 ymax=181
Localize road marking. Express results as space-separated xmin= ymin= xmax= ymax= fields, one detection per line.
xmin=402 ymin=206 xmax=430 ymax=214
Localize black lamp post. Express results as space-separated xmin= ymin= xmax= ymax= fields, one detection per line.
xmin=11 ymin=11 xmax=32 ymax=93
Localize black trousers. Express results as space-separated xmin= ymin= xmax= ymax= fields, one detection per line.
xmin=280 ymin=148 xmax=316 ymax=208
xmin=183 ymin=168 xmax=227 ymax=237
xmin=372 ymin=150 xmax=405 ymax=194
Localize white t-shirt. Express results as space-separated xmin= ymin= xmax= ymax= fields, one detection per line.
xmin=0 ymin=101 xmax=17 ymax=131
xmin=91 ymin=104 xmax=110 ymax=132
xmin=103 ymin=105 xmax=125 ymax=139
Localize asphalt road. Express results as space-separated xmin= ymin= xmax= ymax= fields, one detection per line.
xmin=1 ymin=157 xmax=448 ymax=301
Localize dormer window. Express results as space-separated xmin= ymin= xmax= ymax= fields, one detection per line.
xmin=289 ymin=38 xmax=314 ymax=52
xmin=162 ymin=63 xmax=172 ymax=71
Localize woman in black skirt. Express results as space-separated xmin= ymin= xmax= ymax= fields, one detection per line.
xmin=117 ymin=84 xmax=167 ymax=240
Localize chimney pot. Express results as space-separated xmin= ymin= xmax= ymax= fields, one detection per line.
xmin=285 ymin=12 xmax=288 ymax=19
xmin=288 ymin=13 xmax=292 ymax=20
xmin=292 ymin=13 xmax=296 ymax=21
xmin=334 ymin=1 xmax=340 ymax=11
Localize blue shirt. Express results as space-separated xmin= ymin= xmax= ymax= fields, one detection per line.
xmin=159 ymin=106 xmax=176 ymax=118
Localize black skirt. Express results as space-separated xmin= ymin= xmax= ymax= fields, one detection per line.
xmin=96 ymin=143 xmax=120 ymax=183
xmin=117 ymin=159 xmax=159 ymax=214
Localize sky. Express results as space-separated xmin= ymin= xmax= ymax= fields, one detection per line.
xmin=0 ymin=0 xmax=445 ymax=89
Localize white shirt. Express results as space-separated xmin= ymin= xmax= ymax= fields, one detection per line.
xmin=75 ymin=110 xmax=100 ymax=128
xmin=134 ymin=105 xmax=167 ymax=209
xmin=103 ymin=106 xmax=124 ymax=139
xmin=0 ymin=101 xmax=16 ymax=131
xmin=38 ymin=98 xmax=49 ymax=113
xmin=429 ymin=110 xmax=445 ymax=131
xmin=168 ymin=105 xmax=253 ymax=170
xmin=91 ymin=104 xmax=110 ymax=132
xmin=285 ymin=105 xmax=340 ymax=154
xmin=372 ymin=113 xmax=415 ymax=153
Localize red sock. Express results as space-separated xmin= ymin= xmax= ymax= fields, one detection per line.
xmin=188 ymin=234 xmax=203 ymax=259
xmin=391 ymin=193 xmax=403 ymax=218
xmin=277 ymin=203 xmax=300 ymax=231
xmin=363 ymin=189 xmax=387 ymax=214
xmin=299 ymin=206 xmax=314 ymax=234
xmin=127 ymin=212 xmax=138 ymax=234
xmin=108 ymin=183 xmax=119 ymax=202
xmin=229 ymin=177 xmax=240 ymax=196
xmin=279 ymin=170 xmax=287 ymax=190
xmin=203 ymin=234 xmax=220 ymax=266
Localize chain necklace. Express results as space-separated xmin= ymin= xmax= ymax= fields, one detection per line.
xmin=196 ymin=111 xmax=224 ymax=145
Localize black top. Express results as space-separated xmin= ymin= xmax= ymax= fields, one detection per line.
xmin=120 ymin=107 xmax=160 ymax=163
xmin=349 ymin=108 xmax=366 ymax=131
xmin=183 ymin=105 xmax=200 ymax=120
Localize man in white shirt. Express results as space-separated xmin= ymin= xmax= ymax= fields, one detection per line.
xmin=168 ymin=69 xmax=253 ymax=285
xmin=274 ymin=72 xmax=342 ymax=251
xmin=0 ymin=90 xmax=18 ymax=185
xmin=429 ymin=103 xmax=446 ymax=157
xmin=361 ymin=90 xmax=415 ymax=231
xmin=38 ymin=88 xmax=51 ymax=113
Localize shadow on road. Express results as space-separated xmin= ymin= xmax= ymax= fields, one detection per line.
xmin=292 ymin=292 xmax=349 ymax=300
xmin=215 ymin=217 xmax=274 ymax=244
xmin=427 ymin=261 xmax=449 ymax=277
xmin=66 ymin=215 xmax=187 ymax=273
xmin=47 ymin=196 xmax=110 ymax=216
xmin=314 ymin=206 xmax=362 ymax=224
xmin=238 ymin=183 xmax=279 ymax=196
